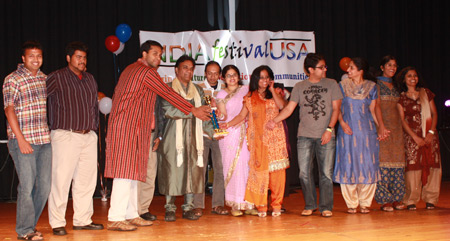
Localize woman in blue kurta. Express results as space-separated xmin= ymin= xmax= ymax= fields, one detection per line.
xmin=333 ymin=57 xmax=380 ymax=214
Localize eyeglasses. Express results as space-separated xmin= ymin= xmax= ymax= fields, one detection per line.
xmin=314 ymin=65 xmax=328 ymax=70
xmin=225 ymin=73 xmax=238 ymax=79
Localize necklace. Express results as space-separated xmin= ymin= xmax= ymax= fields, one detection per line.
xmin=406 ymin=90 xmax=419 ymax=100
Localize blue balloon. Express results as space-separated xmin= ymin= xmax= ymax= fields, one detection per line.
xmin=115 ymin=24 xmax=132 ymax=43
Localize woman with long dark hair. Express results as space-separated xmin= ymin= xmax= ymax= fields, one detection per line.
xmin=374 ymin=56 xmax=406 ymax=211
xmin=222 ymin=65 xmax=289 ymax=217
xmin=333 ymin=57 xmax=380 ymax=214
xmin=396 ymin=67 xmax=441 ymax=211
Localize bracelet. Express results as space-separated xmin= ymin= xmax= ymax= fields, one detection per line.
xmin=326 ymin=127 xmax=333 ymax=133
xmin=428 ymin=130 xmax=435 ymax=135
xmin=218 ymin=113 xmax=225 ymax=121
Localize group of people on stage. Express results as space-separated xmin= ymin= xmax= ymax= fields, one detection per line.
xmin=3 ymin=38 xmax=442 ymax=240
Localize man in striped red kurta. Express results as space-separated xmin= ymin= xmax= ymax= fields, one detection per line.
xmin=105 ymin=40 xmax=211 ymax=231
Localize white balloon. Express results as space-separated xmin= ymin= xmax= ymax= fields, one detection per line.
xmin=341 ymin=73 xmax=349 ymax=80
xmin=99 ymin=97 xmax=112 ymax=114
xmin=114 ymin=42 xmax=125 ymax=55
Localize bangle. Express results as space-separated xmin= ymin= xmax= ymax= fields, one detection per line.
xmin=428 ymin=130 xmax=435 ymax=135
xmin=326 ymin=127 xmax=333 ymax=133
xmin=218 ymin=113 xmax=225 ymax=121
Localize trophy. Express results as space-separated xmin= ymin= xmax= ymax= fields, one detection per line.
xmin=203 ymin=95 xmax=228 ymax=138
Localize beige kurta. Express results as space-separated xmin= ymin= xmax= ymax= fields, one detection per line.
xmin=157 ymin=82 xmax=214 ymax=196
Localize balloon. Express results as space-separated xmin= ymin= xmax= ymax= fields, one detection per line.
xmin=113 ymin=42 xmax=125 ymax=55
xmin=98 ymin=92 xmax=106 ymax=102
xmin=105 ymin=35 xmax=120 ymax=53
xmin=99 ymin=97 xmax=112 ymax=114
xmin=115 ymin=24 xmax=132 ymax=43
xmin=339 ymin=57 xmax=352 ymax=72
xmin=341 ymin=73 xmax=349 ymax=80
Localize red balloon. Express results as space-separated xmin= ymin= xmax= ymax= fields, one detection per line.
xmin=98 ymin=92 xmax=106 ymax=102
xmin=105 ymin=35 xmax=120 ymax=52
xmin=339 ymin=57 xmax=352 ymax=72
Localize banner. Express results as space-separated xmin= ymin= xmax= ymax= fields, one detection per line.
xmin=139 ymin=30 xmax=315 ymax=87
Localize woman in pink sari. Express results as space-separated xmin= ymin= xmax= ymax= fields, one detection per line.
xmin=216 ymin=65 xmax=253 ymax=216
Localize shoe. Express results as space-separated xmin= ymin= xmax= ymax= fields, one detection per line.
xmin=182 ymin=210 xmax=200 ymax=220
xmin=426 ymin=203 xmax=435 ymax=210
xmin=360 ymin=207 xmax=370 ymax=214
xmin=393 ymin=201 xmax=405 ymax=210
xmin=272 ymin=209 xmax=281 ymax=217
xmin=321 ymin=210 xmax=333 ymax=217
xmin=381 ymin=203 xmax=394 ymax=212
xmin=244 ymin=209 xmax=258 ymax=216
xmin=347 ymin=208 xmax=357 ymax=214
xmin=211 ymin=206 xmax=229 ymax=215
xmin=230 ymin=210 xmax=244 ymax=217
xmin=52 ymin=227 xmax=67 ymax=236
xmin=258 ymin=211 xmax=267 ymax=218
xmin=280 ymin=207 xmax=286 ymax=213
xmin=301 ymin=209 xmax=315 ymax=216
xmin=193 ymin=208 xmax=203 ymax=217
xmin=18 ymin=232 xmax=43 ymax=240
xmin=140 ymin=212 xmax=157 ymax=221
xmin=107 ymin=221 xmax=137 ymax=231
xmin=165 ymin=211 xmax=176 ymax=222
xmin=407 ymin=204 xmax=417 ymax=211
xmin=73 ymin=222 xmax=104 ymax=230
xmin=127 ymin=217 xmax=153 ymax=226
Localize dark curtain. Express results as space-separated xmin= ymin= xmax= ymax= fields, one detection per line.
xmin=1 ymin=0 xmax=449 ymax=200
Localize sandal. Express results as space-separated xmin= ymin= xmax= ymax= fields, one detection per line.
xmin=426 ymin=203 xmax=435 ymax=210
xmin=321 ymin=210 xmax=333 ymax=217
xmin=193 ymin=208 xmax=203 ymax=217
xmin=360 ymin=207 xmax=370 ymax=214
xmin=230 ymin=210 xmax=243 ymax=217
xmin=381 ymin=203 xmax=394 ymax=212
xmin=244 ymin=209 xmax=258 ymax=216
xmin=211 ymin=206 xmax=229 ymax=215
xmin=347 ymin=208 xmax=357 ymax=214
xmin=393 ymin=201 xmax=405 ymax=210
xmin=258 ymin=211 xmax=267 ymax=218
xmin=18 ymin=232 xmax=43 ymax=240
xmin=272 ymin=209 xmax=281 ymax=217
xmin=407 ymin=204 xmax=416 ymax=211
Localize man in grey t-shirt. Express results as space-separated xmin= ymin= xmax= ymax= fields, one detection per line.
xmin=267 ymin=53 xmax=342 ymax=217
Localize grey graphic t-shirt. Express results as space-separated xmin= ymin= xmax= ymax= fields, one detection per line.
xmin=290 ymin=78 xmax=343 ymax=138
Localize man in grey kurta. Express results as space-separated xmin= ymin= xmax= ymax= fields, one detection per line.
xmin=158 ymin=55 xmax=214 ymax=222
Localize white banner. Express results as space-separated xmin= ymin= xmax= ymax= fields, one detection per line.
xmin=139 ymin=30 xmax=315 ymax=87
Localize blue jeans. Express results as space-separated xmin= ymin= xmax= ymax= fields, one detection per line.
xmin=297 ymin=136 xmax=335 ymax=212
xmin=8 ymin=139 xmax=52 ymax=236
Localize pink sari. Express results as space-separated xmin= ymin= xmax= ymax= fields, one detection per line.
xmin=217 ymin=86 xmax=252 ymax=210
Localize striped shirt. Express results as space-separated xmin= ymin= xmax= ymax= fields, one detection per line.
xmin=105 ymin=60 xmax=193 ymax=181
xmin=47 ymin=67 xmax=98 ymax=131
xmin=2 ymin=64 xmax=50 ymax=144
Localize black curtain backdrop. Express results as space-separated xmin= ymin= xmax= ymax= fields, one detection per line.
xmin=1 ymin=0 xmax=449 ymax=200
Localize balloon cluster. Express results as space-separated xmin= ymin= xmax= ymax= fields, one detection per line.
xmin=105 ymin=24 xmax=132 ymax=55
xmin=98 ymin=92 xmax=112 ymax=114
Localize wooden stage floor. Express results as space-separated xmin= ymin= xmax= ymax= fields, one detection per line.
xmin=1 ymin=182 xmax=450 ymax=241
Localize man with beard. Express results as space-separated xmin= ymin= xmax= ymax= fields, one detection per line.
xmin=47 ymin=41 xmax=103 ymax=235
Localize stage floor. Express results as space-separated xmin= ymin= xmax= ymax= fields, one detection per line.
xmin=1 ymin=182 xmax=450 ymax=240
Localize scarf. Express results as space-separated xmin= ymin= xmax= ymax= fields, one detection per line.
xmin=377 ymin=76 xmax=392 ymax=83
xmin=171 ymin=78 xmax=204 ymax=168
xmin=419 ymin=88 xmax=433 ymax=185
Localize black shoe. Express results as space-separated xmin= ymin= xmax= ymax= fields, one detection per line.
xmin=280 ymin=207 xmax=286 ymax=213
xmin=53 ymin=227 xmax=67 ymax=236
xmin=182 ymin=210 xmax=200 ymax=220
xmin=73 ymin=223 xmax=104 ymax=230
xmin=140 ymin=212 xmax=157 ymax=221
xmin=165 ymin=211 xmax=176 ymax=222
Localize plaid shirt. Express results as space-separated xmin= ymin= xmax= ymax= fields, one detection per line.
xmin=3 ymin=64 xmax=50 ymax=144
